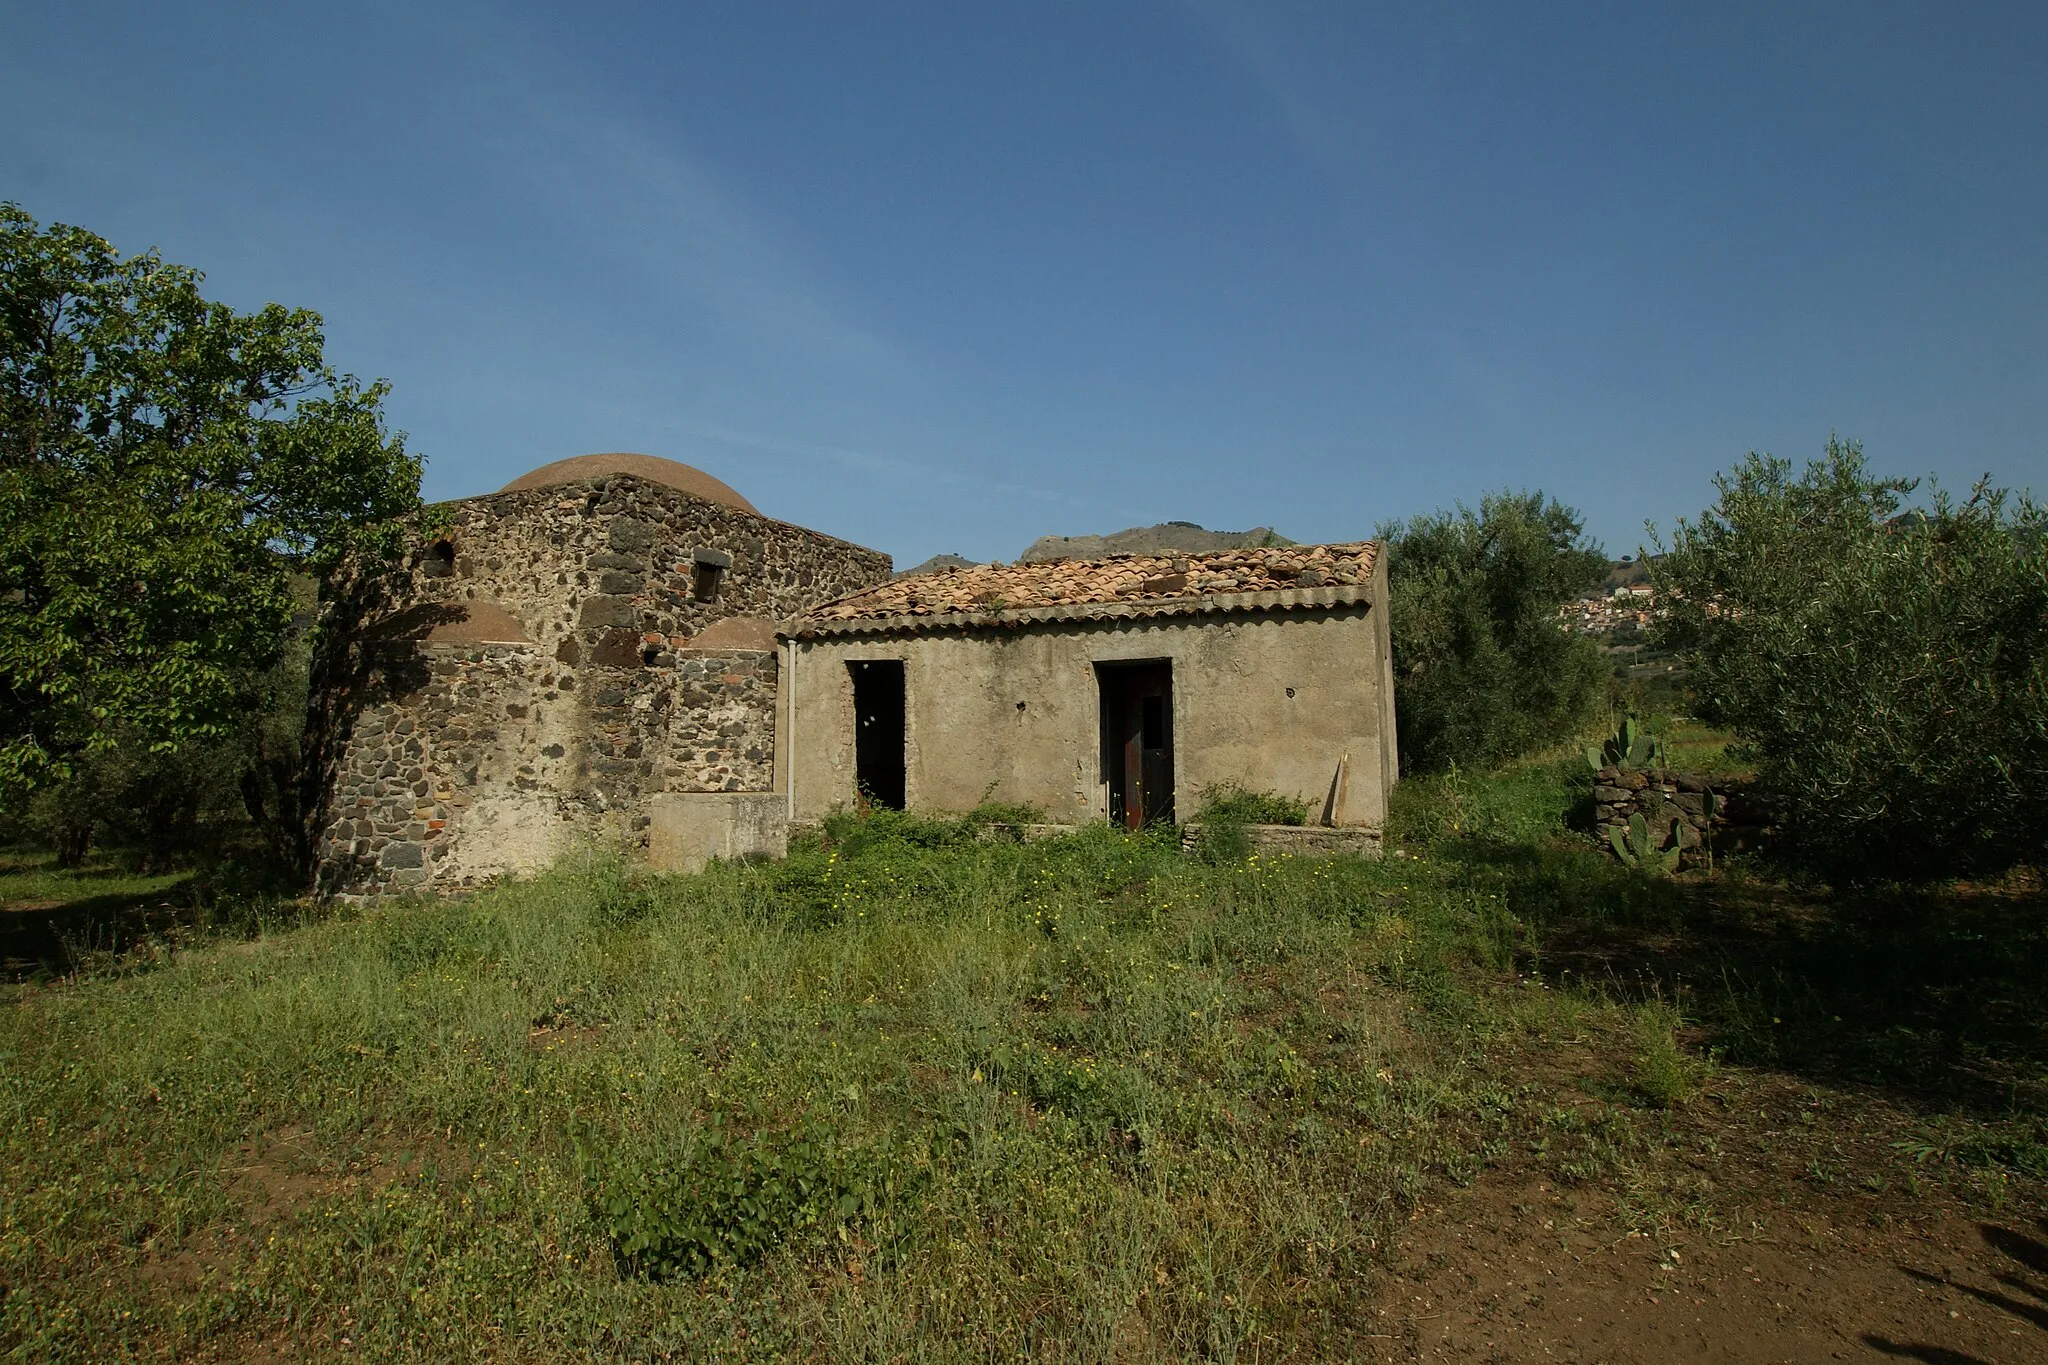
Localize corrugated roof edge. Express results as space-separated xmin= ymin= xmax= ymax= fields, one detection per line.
xmin=787 ymin=582 xmax=1378 ymax=640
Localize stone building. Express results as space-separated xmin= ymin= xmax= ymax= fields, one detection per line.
xmin=784 ymin=542 xmax=1398 ymax=838
xmin=316 ymin=453 xmax=891 ymax=896
xmin=317 ymin=459 xmax=1400 ymax=895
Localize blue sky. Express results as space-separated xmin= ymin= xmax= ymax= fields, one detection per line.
xmin=5 ymin=1 xmax=2044 ymax=565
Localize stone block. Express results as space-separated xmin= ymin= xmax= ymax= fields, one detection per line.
xmin=380 ymin=842 xmax=424 ymax=869
xmin=609 ymin=517 xmax=657 ymax=553
xmin=648 ymin=792 xmax=788 ymax=873
xmin=579 ymin=595 xmax=633 ymax=629
xmin=588 ymin=629 xmax=642 ymax=669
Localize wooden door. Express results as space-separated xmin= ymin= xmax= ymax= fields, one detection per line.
xmin=1098 ymin=661 xmax=1174 ymax=829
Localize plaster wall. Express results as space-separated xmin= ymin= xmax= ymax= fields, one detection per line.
xmin=786 ymin=604 xmax=1395 ymax=830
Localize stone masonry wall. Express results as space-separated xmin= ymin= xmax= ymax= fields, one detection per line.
xmin=1592 ymin=768 xmax=1775 ymax=869
xmin=317 ymin=471 xmax=889 ymax=898
xmin=319 ymin=642 xmax=782 ymax=898
xmin=400 ymin=474 xmax=891 ymax=662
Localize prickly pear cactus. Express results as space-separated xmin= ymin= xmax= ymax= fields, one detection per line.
xmin=1592 ymin=714 xmax=1668 ymax=774
xmin=1611 ymin=810 xmax=1682 ymax=873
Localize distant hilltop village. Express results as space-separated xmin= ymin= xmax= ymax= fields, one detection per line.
xmin=1557 ymin=556 xmax=1659 ymax=635
xmin=1561 ymin=582 xmax=1656 ymax=634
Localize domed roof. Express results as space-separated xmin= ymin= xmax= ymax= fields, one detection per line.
xmin=500 ymin=453 xmax=759 ymax=516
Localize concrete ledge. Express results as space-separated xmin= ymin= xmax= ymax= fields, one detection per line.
xmin=1181 ymin=823 xmax=1383 ymax=858
xmin=787 ymin=818 xmax=1382 ymax=859
xmin=648 ymin=792 xmax=788 ymax=873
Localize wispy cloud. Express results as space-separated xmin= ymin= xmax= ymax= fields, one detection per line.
xmin=1179 ymin=0 xmax=1344 ymax=173
xmin=422 ymin=2 xmax=909 ymax=376
xmin=671 ymin=419 xmax=1083 ymax=512
xmin=1176 ymin=1 xmax=1464 ymax=219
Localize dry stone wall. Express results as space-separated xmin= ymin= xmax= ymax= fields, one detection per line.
xmin=1592 ymin=768 xmax=1776 ymax=869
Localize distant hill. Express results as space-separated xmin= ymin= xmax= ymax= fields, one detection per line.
xmin=1599 ymin=557 xmax=1655 ymax=594
xmin=1018 ymin=522 xmax=1294 ymax=564
xmin=896 ymin=553 xmax=978 ymax=579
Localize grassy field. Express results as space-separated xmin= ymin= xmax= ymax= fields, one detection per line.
xmin=1 ymin=765 xmax=2042 ymax=1361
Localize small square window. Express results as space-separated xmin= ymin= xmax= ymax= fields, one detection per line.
xmin=690 ymin=547 xmax=733 ymax=602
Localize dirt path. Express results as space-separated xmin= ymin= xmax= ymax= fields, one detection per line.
xmin=1371 ymin=1176 xmax=2045 ymax=1363
xmin=1365 ymin=1052 xmax=2048 ymax=1365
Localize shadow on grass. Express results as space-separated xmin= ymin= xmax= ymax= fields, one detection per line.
xmin=2 ymin=881 xmax=200 ymax=977
xmin=0 ymin=849 xmax=305 ymax=979
xmin=1439 ymin=835 xmax=2048 ymax=1124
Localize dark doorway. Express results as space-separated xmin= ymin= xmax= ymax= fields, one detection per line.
xmin=1097 ymin=660 xmax=1174 ymax=829
xmin=849 ymin=659 xmax=906 ymax=810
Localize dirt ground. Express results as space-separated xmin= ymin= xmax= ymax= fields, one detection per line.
xmin=1373 ymin=1183 xmax=2044 ymax=1363
xmin=1368 ymin=1067 xmax=2048 ymax=1364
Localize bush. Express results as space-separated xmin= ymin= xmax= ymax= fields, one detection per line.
xmin=820 ymin=800 xmax=1046 ymax=856
xmin=14 ymin=728 xmax=246 ymax=871
xmin=1380 ymin=491 xmax=1609 ymax=773
xmin=1630 ymin=1001 xmax=1696 ymax=1109
xmin=1654 ymin=439 xmax=2048 ymax=879
xmin=0 ymin=613 xmax=318 ymax=879
xmin=1195 ymin=782 xmax=1310 ymax=827
xmin=1186 ymin=783 xmax=1309 ymax=864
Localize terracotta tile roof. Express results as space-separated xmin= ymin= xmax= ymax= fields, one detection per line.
xmin=802 ymin=541 xmax=1379 ymax=631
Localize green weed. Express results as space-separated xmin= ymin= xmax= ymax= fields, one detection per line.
xmin=1630 ymin=1001 xmax=1696 ymax=1109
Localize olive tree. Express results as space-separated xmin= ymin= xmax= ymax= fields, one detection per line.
xmin=1379 ymin=491 xmax=1609 ymax=773
xmin=1653 ymin=438 xmax=2047 ymax=879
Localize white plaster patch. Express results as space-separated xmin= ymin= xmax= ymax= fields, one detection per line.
xmin=447 ymin=791 xmax=571 ymax=879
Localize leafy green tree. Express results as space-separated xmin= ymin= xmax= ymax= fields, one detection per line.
xmin=1654 ymin=438 xmax=2048 ymax=879
xmin=0 ymin=204 xmax=425 ymax=802
xmin=1379 ymin=491 xmax=1609 ymax=773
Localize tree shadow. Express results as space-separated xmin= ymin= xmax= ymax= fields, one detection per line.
xmin=2 ymin=880 xmax=199 ymax=978
xmin=1864 ymin=1219 xmax=2048 ymax=1362
xmin=1440 ymin=836 xmax=2048 ymax=1121
xmin=1861 ymin=1342 xmax=1988 ymax=1364
xmin=0 ymin=833 xmax=317 ymax=979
